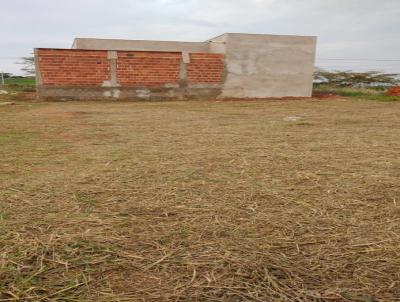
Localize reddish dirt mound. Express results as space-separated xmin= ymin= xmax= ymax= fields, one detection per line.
xmin=312 ymin=91 xmax=339 ymax=99
xmin=388 ymin=86 xmax=400 ymax=96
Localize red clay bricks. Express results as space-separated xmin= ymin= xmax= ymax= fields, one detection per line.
xmin=38 ymin=49 xmax=109 ymax=86
xmin=187 ymin=53 xmax=225 ymax=84
xmin=37 ymin=49 xmax=225 ymax=88
xmin=117 ymin=51 xmax=181 ymax=87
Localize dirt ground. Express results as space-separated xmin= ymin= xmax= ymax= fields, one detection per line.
xmin=1 ymin=98 xmax=400 ymax=301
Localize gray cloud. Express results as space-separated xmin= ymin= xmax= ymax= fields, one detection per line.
xmin=1 ymin=0 xmax=399 ymax=74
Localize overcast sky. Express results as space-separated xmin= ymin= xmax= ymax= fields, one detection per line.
xmin=1 ymin=0 xmax=399 ymax=75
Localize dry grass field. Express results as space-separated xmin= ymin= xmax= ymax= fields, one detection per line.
xmin=1 ymin=98 xmax=400 ymax=301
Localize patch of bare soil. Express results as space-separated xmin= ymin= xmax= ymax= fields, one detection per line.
xmin=312 ymin=91 xmax=340 ymax=99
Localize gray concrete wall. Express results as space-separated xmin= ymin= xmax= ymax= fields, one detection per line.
xmin=221 ymin=33 xmax=317 ymax=98
xmin=208 ymin=34 xmax=228 ymax=54
xmin=72 ymin=38 xmax=217 ymax=53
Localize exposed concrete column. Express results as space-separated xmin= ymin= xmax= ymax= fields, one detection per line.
xmin=179 ymin=52 xmax=190 ymax=88
xmin=182 ymin=52 xmax=190 ymax=64
xmin=102 ymin=51 xmax=120 ymax=98
xmin=103 ymin=51 xmax=119 ymax=87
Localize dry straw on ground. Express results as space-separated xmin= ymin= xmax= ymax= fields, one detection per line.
xmin=1 ymin=98 xmax=400 ymax=301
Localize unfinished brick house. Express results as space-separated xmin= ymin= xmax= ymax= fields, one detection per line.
xmin=34 ymin=33 xmax=317 ymax=100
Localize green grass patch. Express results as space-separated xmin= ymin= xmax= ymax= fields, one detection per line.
xmin=4 ymin=77 xmax=36 ymax=85
xmin=314 ymin=84 xmax=400 ymax=102
xmin=1 ymin=77 xmax=36 ymax=93
xmin=343 ymin=93 xmax=400 ymax=102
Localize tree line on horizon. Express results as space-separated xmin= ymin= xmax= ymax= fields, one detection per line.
xmin=314 ymin=68 xmax=399 ymax=87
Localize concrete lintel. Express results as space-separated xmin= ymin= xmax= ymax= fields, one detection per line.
xmin=73 ymin=38 xmax=210 ymax=53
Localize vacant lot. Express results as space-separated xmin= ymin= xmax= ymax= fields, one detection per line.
xmin=1 ymin=99 xmax=400 ymax=301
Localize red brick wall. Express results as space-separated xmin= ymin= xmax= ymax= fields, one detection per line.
xmin=37 ymin=49 xmax=225 ymax=87
xmin=37 ymin=49 xmax=109 ymax=86
xmin=117 ymin=51 xmax=181 ymax=87
xmin=187 ymin=53 xmax=225 ymax=84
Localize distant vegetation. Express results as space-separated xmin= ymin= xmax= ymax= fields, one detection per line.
xmin=0 ymin=56 xmax=36 ymax=93
xmin=17 ymin=56 xmax=35 ymax=77
xmin=314 ymin=69 xmax=400 ymax=101
xmin=1 ymin=76 xmax=35 ymax=93
xmin=4 ymin=77 xmax=35 ymax=85
xmin=314 ymin=69 xmax=399 ymax=87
